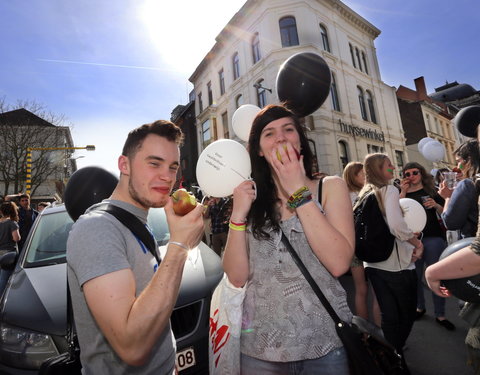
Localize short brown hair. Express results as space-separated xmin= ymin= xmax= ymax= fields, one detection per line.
xmin=122 ymin=120 xmax=184 ymax=159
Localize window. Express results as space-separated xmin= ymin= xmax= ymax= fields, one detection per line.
xmin=252 ymin=33 xmax=261 ymax=64
xmin=362 ymin=52 xmax=369 ymax=75
xmin=319 ymin=24 xmax=330 ymax=52
xmin=367 ymin=144 xmax=384 ymax=154
xmin=201 ymin=119 xmax=211 ymax=147
xmin=232 ymin=52 xmax=240 ymax=80
xmin=198 ymin=92 xmax=203 ymax=113
xmin=235 ymin=94 xmax=243 ymax=109
xmin=330 ymin=73 xmax=341 ymax=111
xmin=221 ymin=111 xmax=229 ymax=139
xmin=357 ymin=86 xmax=367 ymax=121
xmin=355 ymin=47 xmax=362 ymax=72
xmin=279 ymin=16 xmax=299 ymax=47
xmin=207 ymin=81 xmax=213 ymax=106
xmin=219 ymin=69 xmax=225 ymax=95
xmin=395 ymin=150 xmax=404 ymax=170
xmin=338 ymin=141 xmax=349 ymax=169
xmin=425 ymin=114 xmax=431 ymax=130
xmin=366 ymin=90 xmax=377 ymax=124
xmin=256 ymin=79 xmax=267 ymax=108
xmin=349 ymin=43 xmax=356 ymax=68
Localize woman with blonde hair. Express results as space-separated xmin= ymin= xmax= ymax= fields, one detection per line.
xmin=343 ymin=162 xmax=381 ymax=327
xmin=354 ymin=153 xmax=423 ymax=373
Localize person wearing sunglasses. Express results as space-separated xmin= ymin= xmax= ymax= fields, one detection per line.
xmin=399 ymin=162 xmax=455 ymax=330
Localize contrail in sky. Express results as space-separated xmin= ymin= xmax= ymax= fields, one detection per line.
xmin=37 ymin=58 xmax=169 ymax=71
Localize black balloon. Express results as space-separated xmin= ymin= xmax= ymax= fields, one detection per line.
xmin=439 ymin=237 xmax=480 ymax=303
xmin=276 ymin=52 xmax=331 ymax=117
xmin=64 ymin=166 xmax=118 ymax=222
xmin=454 ymin=105 xmax=480 ymax=138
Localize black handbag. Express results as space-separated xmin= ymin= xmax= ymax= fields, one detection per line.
xmin=39 ymin=281 xmax=82 ymax=375
xmin=280 ymin=232 xmax=405 ymax=375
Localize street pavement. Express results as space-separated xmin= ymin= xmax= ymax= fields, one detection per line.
xmin=339 ymin=273 xmax=474 ymax=375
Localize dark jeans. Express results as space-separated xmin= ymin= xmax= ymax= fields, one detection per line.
xmin=415 ymin=236 xmax=447 ymax=317
xmin=365 ymin=267 xmax=417 ymax=354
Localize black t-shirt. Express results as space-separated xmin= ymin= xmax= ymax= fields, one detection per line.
xmin=406 ymin=188 xmax=445 ymax=239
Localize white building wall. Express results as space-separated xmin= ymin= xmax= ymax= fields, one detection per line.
xmin=190 ymin=0 xmax=408 ymax=176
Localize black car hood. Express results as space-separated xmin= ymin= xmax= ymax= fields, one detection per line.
xmin=1 ymin=263 xmax=68 ymax=336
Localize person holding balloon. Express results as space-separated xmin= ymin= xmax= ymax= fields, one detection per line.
xmin=355 ymin=153 xmax=423 ymax=373
xmin=439 ymin=139 xmax=480 ymax=240
xmin=399 ymin=162 xmax=455 ymax=330
xmin=223 ymin=104 xmax=354 ymax=374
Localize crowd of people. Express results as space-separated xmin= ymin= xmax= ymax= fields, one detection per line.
xmin=3 ymin=102 xmax=480 ymax=374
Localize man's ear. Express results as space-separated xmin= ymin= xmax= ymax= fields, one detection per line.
xmin=118 ymin=155 xmax=130 ymax=176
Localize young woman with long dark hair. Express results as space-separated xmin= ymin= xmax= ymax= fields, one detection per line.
xmin=223 ymin=104 xmax=354 ymax=374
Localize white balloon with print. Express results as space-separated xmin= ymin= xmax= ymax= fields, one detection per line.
xmin=417 ymin=137 xmax=436 ymax=153
xmin=196 ymin=139 xmax=251 ymax=198
xmin=421 ymin=140 xmax=445 ymax=162
xmin=399 ymin=198 xmax=427 ymax=233
xmin=232 ymin=104 xmax=261 ymax=142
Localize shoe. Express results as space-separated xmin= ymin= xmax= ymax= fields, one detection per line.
xmin=436 ymin=318 xmax=456 ymax=331
xmin=415 ymin=309 xmax=426 ymax=320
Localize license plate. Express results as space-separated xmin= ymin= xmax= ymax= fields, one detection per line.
xmin=176 ymin=347 xmax=196 ymax=372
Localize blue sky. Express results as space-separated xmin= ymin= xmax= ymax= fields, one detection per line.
xmin=1 ymin=0 xmax=479 ymax=174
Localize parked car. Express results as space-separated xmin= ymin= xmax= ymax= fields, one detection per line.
xmin=0 ymin=203 xmax=223 ymax=374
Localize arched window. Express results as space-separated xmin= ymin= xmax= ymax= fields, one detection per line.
xmin=319 ymin=24 xmax=330 ymax=52
xmin=235 ymin=94 xmax=243 ymax=109
xmin=279 ymin=16 xmax=299 ymax=47
xmin=232 ymin=52 xmax=240 ymax=80
xmin=366 ymin=90 xmax=377 ymax=124
xmin=256 ymin=79 xmax=267 ymax=108
xmin=330 ymin=73 xmax=341 ymax=111
xmin=252 ymin=33 xmax=261 ymax=64
xmin=338 ymin=141 xmax=349 ymax=169
xmin=357 ymin=86 xmax=368 ymax=121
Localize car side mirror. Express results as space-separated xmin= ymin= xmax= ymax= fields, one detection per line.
xmin=0 ymin=252 xmax=18 ymax=270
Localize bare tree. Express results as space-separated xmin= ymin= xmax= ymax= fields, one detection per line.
xmin=0 ymin=98 xmax=73 ymax=197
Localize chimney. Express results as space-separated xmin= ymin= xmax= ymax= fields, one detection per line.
xmin=414 ymin=76 xmax=428 ymax=101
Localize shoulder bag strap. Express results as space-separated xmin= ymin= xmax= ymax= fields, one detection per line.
xmin=280 ymin=231 xmax=342 ymax=325
xmin=317 ymin=176 xmax=325 ymax=205
xmin=102 ymin=204 xmax=160 ymax=264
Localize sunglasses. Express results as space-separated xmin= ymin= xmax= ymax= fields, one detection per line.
xmin=404 ymin=171 xmax=420 ymax=178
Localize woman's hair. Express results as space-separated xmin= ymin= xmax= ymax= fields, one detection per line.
xmin=355 ymin=154 xmax=390 ymax=213
xmin=342 ymin=162 xmax=364 ymax=193
xmin=402 ymin=161 xmax=436 ymax=196
xmin=0 ymin=201 xmax=19 ymax=222
xmin=454 ymin=139 xmax=480 ymax=179
xmin=247 ymin=104 xmax=314 ymax=239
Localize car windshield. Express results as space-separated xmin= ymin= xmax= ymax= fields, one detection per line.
xmin=24 ymin=207 xmax=171 ymax=268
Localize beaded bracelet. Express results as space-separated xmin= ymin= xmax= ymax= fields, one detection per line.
xmin=229 ymin=221 xmax=246 ymax=231
xmin=286 ymin=186 xmax=313 ymax=209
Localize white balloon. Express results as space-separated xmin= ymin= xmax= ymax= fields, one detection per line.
xmin=422 ymin=140 xmax=445 ymax=162
xmin=417 ymin=137 xmax=435 ymax=153
xmin=399 ymin=198 xmax=427 ymax=233
xmin=196 ymin=139 xmax=251 ymax=197
xmin=232 ymin=104 xmax=261 ymax=142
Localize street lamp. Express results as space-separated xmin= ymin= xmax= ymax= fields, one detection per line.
xmin=25 ymin=145 xmax=95 ymax=195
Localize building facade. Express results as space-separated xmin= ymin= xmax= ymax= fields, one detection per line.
xmin=0 ymin=108 xmax=76 ymax=201
xmin=396 ymin=77 xmax=457 ymax=170
xmin=189 ymin=0 xmax=409 ymax=176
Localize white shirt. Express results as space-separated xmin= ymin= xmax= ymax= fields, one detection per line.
xmin=364 ymin=185 xmax=416 ymax=272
